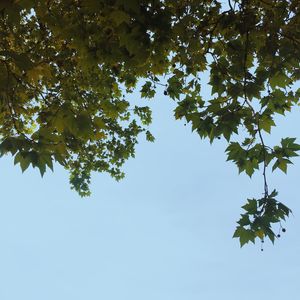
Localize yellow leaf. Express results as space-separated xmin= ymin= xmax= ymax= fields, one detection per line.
xmin=27 ymin=64 xmax=52 ymax=83
xmin=255 ymin=230 xmax=265 ymax=239
xmin=94 ymin=131 xmax=106 ymax=140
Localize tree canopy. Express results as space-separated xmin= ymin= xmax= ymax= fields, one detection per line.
xmin=1 ymin=0 xmax=300 ymax=247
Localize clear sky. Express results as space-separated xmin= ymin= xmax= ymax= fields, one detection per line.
xmin=0 ymin=82 xmax=299 ymax=299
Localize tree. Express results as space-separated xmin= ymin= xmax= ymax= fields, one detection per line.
xmin=1 ymin=0 xmax=300 ymax=247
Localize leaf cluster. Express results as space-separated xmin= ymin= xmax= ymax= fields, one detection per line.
xmin=234 ymin=190 xmax=292 ymax=247
xmin=0 ymin=0 xmax=300 ymax=244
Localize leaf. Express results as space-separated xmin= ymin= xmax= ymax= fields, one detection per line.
xmin=117 ymin=0 xmax=140 ymax=13
xmin=269 ymin=72 xmax=289 ymax=89
xmin=242 ymin=199 xmax=257 ymax=215
xmin=37 ymin=160 xmax=46 ymax=177
xmin=76 ymin=112 xmax=92 ymax=139
xmin=233 ymin=227 xmax=255 ymax=247
xmin=27 ymin=64 xmax=52 ymax=83
xmin=281 ymin=137 xmax=300 ymax=151
xmin=110 ymin=10 xmax=130 ymax=25
xmin=145 ymin=130 xmax=155 ymax=142
xmin=14 ymin=152 xmax=31 ymax=172
xmin=140 ymin=81 xmax=155 ymax=99
xmin=39 ymin=153 xmax=54 ymax=172
xmin=265 ymin=227 xmax=276 ymax=244
xmin=259 ymin=115 xmax=275 ymax=133
xmin=1 ymin=51 xmax=34 ymax=71
xmin=255 ymin=229 xmax=265 ymax=239
xmin=94 ymin=117 xmax=106 ymax=129
xmin=272 ymin=158 xmax=291 ymax=173
xmin=237 ymin=214 xmax=251 ymax=226
xmin=14 ymin=0 xmax=35 ymax=10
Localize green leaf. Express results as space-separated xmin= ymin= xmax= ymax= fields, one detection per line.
xmin=140 ymin=81 xmax=156 ymax=99
xmin=272 ymin=158 xmax=291 ymax=173
xmin=278 ymin=203 xmax=292 ymax=216
xmin=76 ymin=112 xmax=93 ymax=139
xmin=269 ymin=72 xmax=289 ymax=89
xmin=237 ymin=214 xmax=251 ymax=226
xmin=259 ymin=115 xmax=275 ymax=133
xmin=233 ymin=227 xmax=255 ymax=247
xmin=145 ymin=130 xmax=155 ymax=142
xmin=110 ymin=10 xmax=130 ymax=25
xmin=242 ymin=199 xmax=257 ymax=215
xmin=14 ymin=152 xmax=31 ymax=173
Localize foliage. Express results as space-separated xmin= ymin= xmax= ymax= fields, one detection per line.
xmin=1 ymin=0 xmax=300 ymax=247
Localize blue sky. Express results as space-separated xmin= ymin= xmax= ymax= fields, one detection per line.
xmin=0 ymin=85 xmax=299 ymax=299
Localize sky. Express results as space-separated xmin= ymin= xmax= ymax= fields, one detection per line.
xmin=0 ymin=83 xmax=299 ymax=299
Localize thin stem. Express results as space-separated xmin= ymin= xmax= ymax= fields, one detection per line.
xmin=241 ymin=3 xmax=269 ymax=197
